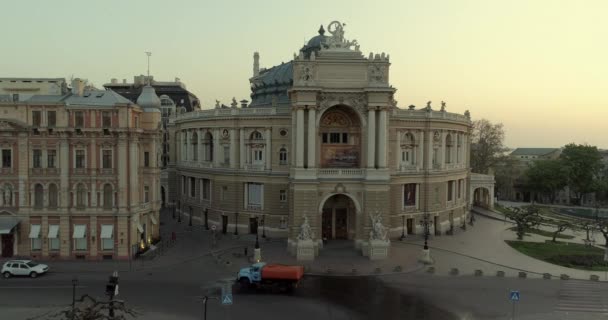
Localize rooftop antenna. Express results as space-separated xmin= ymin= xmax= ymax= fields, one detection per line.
xmin=145 ymin=51 xmax=152 ymax=85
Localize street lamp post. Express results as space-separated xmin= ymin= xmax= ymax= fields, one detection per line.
xmin=400 ymin=215 xmax=406 ymax=241
xmin=189 ymin=206 xmax=193 ymax=227
xmin=423 ymin=213 xmax=430 ymax=250
xmin=204 ymin=209 xmax=209 ymax=230
xmin=177 ymin=200 xmax=182 ymax=223
xmin=172 ymin=202 xmax=175 ymax=220
xmin=71 ymin=277 xmax=78 ymax=320
xmin=234 ymin=212 xmax=239 ymax=235
xmin=262 ymin=215 xmax=266 ymax=238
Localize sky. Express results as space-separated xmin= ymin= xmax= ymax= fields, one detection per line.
xmin=1 ymin=0 xmax=607 ymax=149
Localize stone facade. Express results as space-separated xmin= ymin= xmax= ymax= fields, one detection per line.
xmin=167 ymin=22 xmax=473 ymax=259
xmin=0 ymin=78 xmax=161 ymax=260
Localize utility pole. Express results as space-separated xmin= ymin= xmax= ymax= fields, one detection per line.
xmin=71 ymin=277 xmax=78 ymax=320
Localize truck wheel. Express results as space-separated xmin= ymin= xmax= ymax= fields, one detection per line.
xmin=239 ymin=278 xmax=250 ymax=291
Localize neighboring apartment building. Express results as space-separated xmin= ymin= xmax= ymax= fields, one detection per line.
xmin=166 ymin=22 xmax=474 ymax=260
xmin=0 ymin=78 xmax=68 ymax=102
xmin=0 ymin=78 xmax=162 ymax=260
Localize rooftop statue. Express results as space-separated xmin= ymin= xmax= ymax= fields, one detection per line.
xmin=425 ymin=101 xmax=432 ymax=111
xmin=326 ymin=21 xmax=359 ymax=51
xmin=441 ymin=101 xmax=446 ymax=111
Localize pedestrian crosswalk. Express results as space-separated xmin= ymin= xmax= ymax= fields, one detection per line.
xmin=555 ymin=280 xmax=608 ymax=314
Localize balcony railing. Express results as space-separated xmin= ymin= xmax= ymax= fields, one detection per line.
xmin=246 ymin=204 xmax=262 ymax=211
xmin=244 ymin=163 xmax=265 ymax=171
xmin=0 ymin=168 xmax=14 ymax=175
xmin=398 ymin=164 xmax=420 ymax=172
xmin=71 ymin=168 xmax=93 ymax=175
xmin=97 ymin=168 xmax=115 ymax=175
xmin=29 ymin=168 xmax=61 ymax=176
xmin=317 ymin=168 xmax=365 ymax=178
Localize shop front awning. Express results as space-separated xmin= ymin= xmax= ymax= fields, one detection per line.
xmin=29 ymin=224 xmax=41 ymax=238
xmin=150 ymin=215 xmax=158 ymax=225
xmin=72 ymin=225 xmax=86 ymax=239
xmin=100 ymin=225 xmax=113 ymax=239
xmin=137 ymin=223 xmax=144 ymax=233
xmin=0 ymin=217 xmax=20 ymax=234
xmin=48 ymin=225 xmax=59 ymax=239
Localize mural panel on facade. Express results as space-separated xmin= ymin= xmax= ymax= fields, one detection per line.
xmin=321 ymin=145 xmax=359 ymax=167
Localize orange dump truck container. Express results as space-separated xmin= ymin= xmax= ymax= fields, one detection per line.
xmin=261 ymin=264 xmax=304 ymax=281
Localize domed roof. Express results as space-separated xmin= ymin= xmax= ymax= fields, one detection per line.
xmin=300 ymin=25 xmax=328 ymax=58
xmin=136 ymin=85 xmax=161 ymax=112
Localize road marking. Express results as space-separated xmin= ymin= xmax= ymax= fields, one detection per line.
xmin=0 ymin=286 xmax=87 ymax=289
xmin=555 ymin=281 xmax=608 ymax=313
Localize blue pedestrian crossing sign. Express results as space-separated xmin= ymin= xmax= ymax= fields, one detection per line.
xmin=222 ymin=293 xmax=233 ymax=305
xmin=510 ymin=290 xmax=520 ymax=301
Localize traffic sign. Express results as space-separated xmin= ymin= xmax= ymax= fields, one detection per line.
xmin=211 ymin=225 xmax=217 ymax=231
xmin=510 ymin=290 xmax=520 ymax=301
xmin=221 ymin=293 xmax=233 ymax=305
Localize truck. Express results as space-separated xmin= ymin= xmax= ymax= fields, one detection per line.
xmin=236 ymin=262 xmax=304 ymax=292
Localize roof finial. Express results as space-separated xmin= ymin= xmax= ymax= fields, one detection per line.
xmin=318 ymin=24 xmax=325 ymax=36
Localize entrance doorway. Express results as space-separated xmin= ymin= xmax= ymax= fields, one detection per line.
xmin=2 ymin=234 xmax=14 ymax=257
xmin=221 ymin=215 xmax=228 ymax=234
xmin=249 ymin=217 xmax=258 ymax=234
xmin=321 ymin=194 xmax=356 ymax=241
xmin=406 ymin=218 xmax=414 ymax=235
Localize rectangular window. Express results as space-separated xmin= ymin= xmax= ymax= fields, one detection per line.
xmin=47 ymin=150 xmax=56 ymax=168
xmin=47 ymin=111 xmax=56 ymax=128
xmin=254 ymin=150 xmax=263 ymax=162
xmin=144 ymin=152 xmax=150 ymax=167
xmin=32 ymin=111 xmax=41 ymax=127
xmin=458 ymin=180 xmax=463 ymax=198
xmin=102 ymin=238 xmax=113 ymax=250
xmin=30 ymin=225 xmax=41 ymax=251
xmin=12 ymin=93 xmax=19 ymax=102
xmin=75 ymin=150 xmax=85 ymax=168
xmin=33 ymin=149 xmax=42 ymax=168
xmin=31 ymin=238 xmax=42 ymax=251
xmin=322 ymin=133 xmax=328 ymax=143
xmin=144 ymin=186 xmax=150 ymax=203
xmin=190 ymin=177 xmax=195 ymax=197
xmin=223 ymin=146 xmax=230 ymax=164
xmin=134 ymin=116 xmax=139 ymax=128
xmin=279 ymin=190 xmax=287 ymax=202
xmin=49 ymin=238 xmax=60 ymax=251
xmin=2 ymin=149 xmax=11 ymax=168
xmin=201 ymin=179 xmax=211 ymax=200
xmin=102 ymin=111 xmax=111 ymax=128
xmin=221 ymin=186 xmax=227 ymax=201
xmin=342 ymin=133 xmax=348 ymax=143
xmin=75 ymin=111 xmax=84 ymax=128
xmin=403 ymin=183 xmax=417 ymax=207
xmin=246 ymin=183 xmax=263 ymax=209
xmin=448 ymin=181 xmax=454 ymax=201
xmin=102 ymin=150 xmax=112 ymax=169
xmin=329 ymin=133 xmax=341 ymax=143
xmin=75 ymin=238 xmax=87 ymax=251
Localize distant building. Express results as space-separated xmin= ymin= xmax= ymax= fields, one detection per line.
xmin=0 ymin=78 xmax=162 ymax=260
xmin=0 ymin=78 xmax=68 ymax=102
xmin=509 ymin=148 xmax=561 ymax=162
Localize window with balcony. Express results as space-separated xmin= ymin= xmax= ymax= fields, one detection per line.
xmin=2 ymin=149 xmax=11 ymax=168
xmin=75 ymin=150 xmax=85 ymax=168
xmin=75 ymin=111 xmax=84 ymax=128
xmin=201 ymin=179 xmax=211 ymax=201
xmin=49 ymin=184 xmax=58 ymax=208
xmin=400 ymin=132 xmax=417 ymax=167
xmin=102 ymin=150 xmax=112 ymax=169
xmin=279 ymin=147 xmax=288 ymax=165
xmin=47 ymin=111 xmax=56 ymax=128
xmin=403 ymin=183 xmax=417 ymax=207
xmin=182 ymin=176 xmax=186 ymax=194
xmin=47 ymin=150 xmax=56 ymax=168
xmin=102 ymin=111 xmax=111 ymax=128
xmin=190 ymin=177 xmax=195 ymax=197
xmin=103 ymin=184 xmax=113 ymax=209
xmin=33 ymin=149 xmax=42 ymax=168
xmin=34 ymin=184 xmax=43 ymax=209
xmin=32 ymin=111 xmax=41 ymax=127
xmin=245 ymin=183 xmax=263 ymax=210
xmin=458 ymin=179 xmax=463 ymax=198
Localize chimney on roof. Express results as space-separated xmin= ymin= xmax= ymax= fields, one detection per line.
xmin=253 ymin=52 xmax=260 ymax=77
xmin=111 ymin=78 xmax=117 ymax=84
xmin=71 ymin=78 xmax=85 ymax=96
xmin=240 ymin=99 xmax=248 ymax=108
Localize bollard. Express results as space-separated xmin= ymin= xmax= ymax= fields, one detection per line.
xmin=496 ymin=271 xmax=505 ymax=277
xmin=543 ymin=273 xmax=552 ymax=279
xmin=450 ymin=268 xmax=459 ymax=276
xmin=474 ymin=270 xmax=483 ymax=277
xmin=374 ymin=267 xmax=382 ymax=274
xmin=518 ymin=272 xmax=527 ymax=278
xmin=560 ymin=274 xmax=570 ymax=280
xmin=427 ymin=266 xmax=436 ymax=274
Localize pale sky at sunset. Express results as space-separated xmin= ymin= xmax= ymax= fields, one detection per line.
xmin=2 ymin=0 xmax=606 ymax=148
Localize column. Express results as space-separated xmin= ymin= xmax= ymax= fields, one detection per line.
xmin=307 ymin=107 xmax=316 ymax=168
xmin=440 ymin=131 xmax=446 ymax=169
xmin=265 ymin=128 xmax=272 ymax=170
xmin=129 ymin=138 xmax=139 ymax=207
xmin=90 ymin=138 xmax=97 ymax=207
xmin=184 ymin=130 xmax=189 ymax=162
xmin=377 ymin=109 xmax=387 ymax=168
xmin=59 ymin=137 xmax=69 ymax=209
xmin=417 ymin=131 xmax=424 ymax=169
xmin=239 ymin=129 xmax=245 ymax=169
xmin=395 ymin=129 xmax=401 ymax=170
xmin=366 ymin=108 xmax=376 ymax=168
xmin=198 ymin=129 xmax=204 ymax=163
xmin=296 ymin=108 xmax=305 ymax=167
xmin=117 ymin=135 xmax=128 ymax=208
xmin=230 ymin=128 xmax=237 ymax=169
xmin=426 ymin=129 xmax=433 ymax=169
xmin=213 ymin=128 xmax=220 ymax=166
xmin=291 ymin=109 xmax=296 ymax=166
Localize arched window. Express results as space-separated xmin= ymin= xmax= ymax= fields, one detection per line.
xmin=34 ymin=184 xmax=43 ymax=209
xmin=401 ymin=132 xmax=416 ymax=166
xmin=76 ymin=184 xmax=87 ymax=208
xmin=445 ymin=134 xmax=453 ymax=164
xmin=251 ymin=131 xmax=263 ymax=140
xmin=191 ymin=131 xmax=198 ymax=161
xmin=48 ymin=184 xmax=58 ymax=208
xmin=103 ymin=184 xmax=113 ymax=209
xmin=279 ymin=147 xmax=288 ymax=165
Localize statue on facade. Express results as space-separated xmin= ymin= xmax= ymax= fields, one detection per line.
xmin=368 ymin=212 xmax=388 ymax=241
xmin=441 ymin=101 xmax=446 ymax=112
xmin=298 ymin=215 xmax=313 ymax=241
xmin=215 ymin=100 xmax=220 ymax=109
xmin=231 ymin=97 xmax=238 ymax=108
xmin=425 ymin=101 xmax=432 ymax=111
xmin=2 ymin=184 xmax=12 ymax=206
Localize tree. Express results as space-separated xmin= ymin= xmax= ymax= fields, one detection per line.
xmin=504 ymin=206 xmax=543 ymax=240
xmin=493 ymin=157 xmax=521 ymax=200
xmin=524 ymin=159 xmax=568 ymax=204
xmin=551 ymin=221 xmax=571 ymax=243
xmin=560 ymin=144 xmax=604 ymax=205
xmin=470 ymin=119 xmax=509 ymax=174
xmin=578 ymin=219 xmax=596 ymax=244
xmin=595 ymin=218 xmax=608 ymax=247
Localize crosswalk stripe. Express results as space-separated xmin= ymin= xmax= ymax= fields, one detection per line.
xmin=555 ymin=281 xmax=608 ymax=314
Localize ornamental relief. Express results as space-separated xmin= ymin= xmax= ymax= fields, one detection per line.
xmin=368 ymin=64 xmax=388 ymax=83
xmin=321 ymin=111 xmax=351 ymax=127
xmin=295 ymin=63 xmax=315 ymax=85
xmin=317 ymin=92 xmax=368 ymax=117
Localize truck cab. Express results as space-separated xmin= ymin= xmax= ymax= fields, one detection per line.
xmin=237 ymin=262 xmax=266 ymax=284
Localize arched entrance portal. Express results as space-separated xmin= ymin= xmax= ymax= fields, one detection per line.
xmin=473 ymin=187 xmax=491 ymax=209
xmin=321 ymin=194 xmax=357 ymax=241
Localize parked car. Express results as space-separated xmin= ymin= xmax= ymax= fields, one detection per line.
xmin=1 ymin=260 xmax=49 ymax=278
